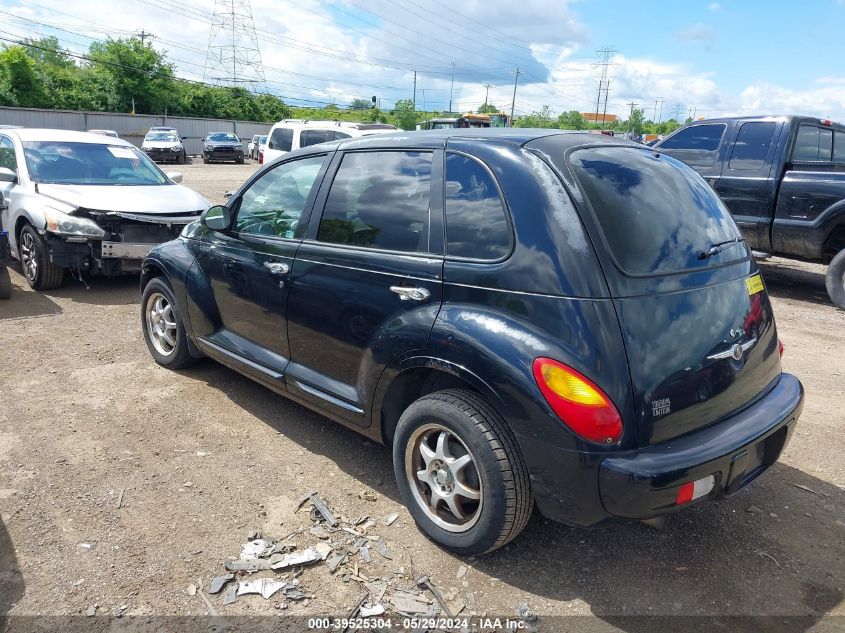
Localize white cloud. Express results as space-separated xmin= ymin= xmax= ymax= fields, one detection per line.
xmin=708 ymin=2 xmax=721 ymax=10
xmin=739 ymin=80 xmax=845 ymax=118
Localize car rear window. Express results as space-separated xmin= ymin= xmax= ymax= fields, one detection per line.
xmin=269 ymin=127 xmax=293 ymax=152
xmin=569 ymin=147 xmax=745 ymax=275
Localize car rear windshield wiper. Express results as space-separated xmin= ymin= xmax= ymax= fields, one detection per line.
xmin=698 ymin=236 xmax=745 ymax=260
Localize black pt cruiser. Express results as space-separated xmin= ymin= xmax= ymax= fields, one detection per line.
xmin=140 ymin=129 xmax=804 ymax=555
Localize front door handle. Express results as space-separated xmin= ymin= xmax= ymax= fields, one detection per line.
xmin=390 ymin=285 xmax=431 ymax=302
xmin=264 ymin=261 xmax=289 ymax=275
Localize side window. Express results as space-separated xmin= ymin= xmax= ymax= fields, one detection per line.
xmin=268 ymin=127 xmax=293 ymax=152
xmin=317 ymin=151 xmax=432 ymax=253
xmin=659 ymin=124 xmax=726 ymax=151
xmin=333 ymin=131 xmax=351 ymax=140
xmin=235 ymin=155 xmax=326 ymax=238
xmin=728 ymin=121 xmax=776 ymax=170
xmin=791 ymin=125 xmax=833 ymax=161
xmin=0 ymin=137 xmax=16 ymax=171
xmin=444 ymin=153 xmax=510 ymax=259
xmin=300 ymin=129 xmax=334 ymax=148
xmin=834 ymin=131 xmax=845 ymax=163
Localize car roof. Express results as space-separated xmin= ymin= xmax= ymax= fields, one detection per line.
xmin=4 ymin=128 xmax=134 ymax=146
xmin=325 ymin=128 xmax=639 ymax=151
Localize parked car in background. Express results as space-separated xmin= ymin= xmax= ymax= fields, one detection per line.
xmin=655 ymin=116 xmax=845 ymax=308
xmin=142 ymin=128 xmax=187 ymax=164
xmin=256 ymin=135 xmax=268 ymax=162
xmin=87 ymin=129 xmax=119 ymax=138
xmin=263 ymin=120 xmax=398 ymax=164
xmin=202 ymin=132 xmax=244 ymax=164
xmin=0 ymin=129 xmax=208 ymax=290
xmin=139 ymin=129 xmax=803 ymax=555
xmin=251 ymin=134 xmax=268 ymax=161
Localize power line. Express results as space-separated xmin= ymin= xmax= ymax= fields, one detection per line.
xmin=203 ymin=0 xmax=265 ymax=88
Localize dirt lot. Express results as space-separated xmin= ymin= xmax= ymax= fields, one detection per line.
xmin=1 ymin=160 xmax=843 ymax=632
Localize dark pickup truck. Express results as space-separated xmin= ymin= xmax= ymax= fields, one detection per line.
xmin=655 ymin=116 xmax=845 ymax=308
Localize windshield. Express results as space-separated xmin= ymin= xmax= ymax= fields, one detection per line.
xmin=145 ymin=132 xmax=179 ymax=142
xmin=23 ymin=141 xmax=169 ymax=186
xmin=208 ymin=133 xmax=238 ymax=142
xmin=569 ymin=146 xmax=745 ymax=275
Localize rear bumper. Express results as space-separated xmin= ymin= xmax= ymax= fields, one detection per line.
xmin=598 ymin=372 xmax=804 ymax=520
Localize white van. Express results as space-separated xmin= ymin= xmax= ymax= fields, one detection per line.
xmin=263 ymin=120 xmax=399 ymax=164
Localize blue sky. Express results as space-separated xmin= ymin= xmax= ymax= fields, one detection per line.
xmin=3 ymin=0 xmax=845 ymax=120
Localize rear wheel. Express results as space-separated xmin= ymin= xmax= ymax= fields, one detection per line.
xmin=393 ymin=389 xmax=533 ymax=555
xmin=826 ymin=249 xmax=845 ymax=310
xmin=141 ymin=277 xmax=196 ymax=369
xmin=18 ymin=225 xmax=64 ymax=290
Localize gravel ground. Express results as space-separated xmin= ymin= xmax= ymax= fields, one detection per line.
xmin=0 ymin=160 xmax=843 ymax=632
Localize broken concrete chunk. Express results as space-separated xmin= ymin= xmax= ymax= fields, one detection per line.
xmin=382 ymin=512 xmax=399 ymax=526
xmin=372 ymin=538 xmax=392 ymax=560
xmin=456 ymin=565 xmax=467 ymax=579
xmin=516 ymin=602 xmax=539 ymax=623
xmin=360 ymin=545 xmax=371 ymax=563
xmin=237 ymin=578 xmax=288 ymax=600
xmin=222 ymin=584 xmax=237 ymax=605
xmin=241 ymin=539 xmax=273 ymax=560
xmin=225 ymin=559 xmax=270 ymax=572
xmin=209 ymin=573 xmax=235 ymax=595
xmin=389 ymin=593 xmax=430 ymax=614
xmin=327 ymin=553 xmax=347 ymax=573
xmin=187 ymin=584 xmax=198 ymax=596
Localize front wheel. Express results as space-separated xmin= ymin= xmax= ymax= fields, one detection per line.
xmin=18 ymin=225 xmax=64 ymax=290
xmin=393 ymin=389 xmax=533 ymax=555
xmin=177 ymin=151 xmax=186 ymax=165
xmin=826 ymin=249 xmax=845 ymax=310
xmin=141 ymin=277 xmax=196 ymax=369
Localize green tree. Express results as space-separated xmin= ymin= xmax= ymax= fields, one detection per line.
xmin=87 ymin=37 xmax=175 ymax=113
xmin=349 ymin=98 xmax=372 ymax=110
xmin=0 ymin=46 xmax=46 ymax=107
xmin=390 ymin=99 xmax=417 ymax=129
xmin=558 ymin=110 xmax=586 ymax=130
xmin=477 ymin=103 xmax=498 ymax=114
xmin=514 ymin=105 xmax=556 ymax=128
xmin=628 ymin=108 xmax=646 ymax=134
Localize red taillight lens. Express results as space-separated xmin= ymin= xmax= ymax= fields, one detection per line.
xmin=778 ymin=338 xmax=784 ymax=358
xmin=532 ymin=358 xmax=623 ymax=444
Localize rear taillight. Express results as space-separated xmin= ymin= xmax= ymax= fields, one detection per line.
xmin=259 ymin=151 xmax=264 ymax=164
xmin=532 ymin=358 xmax=623 ymax=444
xmin=778 ymin=338 xmax=784 ymax=358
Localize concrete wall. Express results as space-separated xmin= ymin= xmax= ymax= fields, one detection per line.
xmin=0 ymin=106 xmax=273 ymax=156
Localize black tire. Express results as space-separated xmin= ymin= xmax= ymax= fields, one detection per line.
xmin=18 ymin=224 xmax=64 ymax=290
xmin=202 ymin=155 xmax=209 ymax=164
xmin=236 ymin=156 xmax=244 ymax=165
xmin=392 ymin=389 xmax=533 ymax=555
xmin=826 ymin=249 xmax=845 ymax=310
xmin=0 ymin=266 xmax=10 ymax=299
xmin=177 ymin=151 xmax=186 ymax=165
xmin=141 ymin=277 xmax=196 ymax=369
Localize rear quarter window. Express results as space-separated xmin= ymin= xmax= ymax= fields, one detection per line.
xmin=569 ymin=147 xmax=745 ymax=276
xmin=269 ymin=127 xmax=293 ymax=152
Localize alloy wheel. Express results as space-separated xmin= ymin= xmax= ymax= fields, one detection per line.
xmin=405 ymin=423 xmax=483 ymax=533
xmin=20 ymin=231 xmax=38 ymax=282
xmin=145 ymin=292 xmax=177 ymax=356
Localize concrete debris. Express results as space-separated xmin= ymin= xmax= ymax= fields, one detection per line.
xmin=297 ymin=491 xmax=338 ymax=527
xmin=237 ymin=578 xmax=288 ymax=600
xmin=372 ymin=538 xmax=392 ymax=560
xmin=359 ymin=491 xmax=377 ymax=502
xmin=389 ymin=591 xmax=431 ymax=614
xmin=309 ymin=525 xmax=331 ymax=539
xmin=187 ymin=583 xmax=198 ymax=596
xmin=360 ymin=545 xmax=371 ymax=563
xmin=456 ymin=565 xmax=467 ymax=579
xmin=417 ymin=575 xmax=452 ymax=617
xmin=382 ymin=512 xmax=399 ymax=526
xmin=224 ymin=559 xmax=271 ymax=572
xmin=85 ymin=605 xmax=98 ymax=617
xmin=516 ymin=602 xmax=540 ymax=627
xmin=241 ymin=539 xmax=273 ymax=560
xmin=209 ymin=574 xmax=235 ymax=595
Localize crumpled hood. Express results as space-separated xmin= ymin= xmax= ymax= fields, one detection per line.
xmin=142 ymin=140 xmax=182 ymax=149
xmin=38 ymin=183 xmax=209 ymax=215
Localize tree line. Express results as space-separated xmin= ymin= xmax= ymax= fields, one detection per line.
xmin=0 ymin=36 xmax=686 ymax=134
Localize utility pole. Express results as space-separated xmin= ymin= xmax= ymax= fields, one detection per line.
xmin=653 ymin=97 xmax=663 ymax=123
xmin=627 ymin=101 xmax=638 ymax=135
xmin=413 ymin=71 xmax=416 ymax=110
xmin=674 ymin=103 xmax=683 ymax=121
xmin=593 ymin=47 xmax=616 ymax=125
xmin=657 ymin=98 xmax=664 ymax=123
xmin=136 ymin=30 xmax=154 ymax=45
xmin=484 ymin=83 xmax=491 ymax=107
xmin=510 ymin=66 xmax=520 ymax=123
xmin=448 ymin=61 xmax=455 ymax=114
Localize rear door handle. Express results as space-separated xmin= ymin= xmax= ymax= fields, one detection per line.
xmin=264 ymin=261 xmax=289 ymax=275
xmin=390 ymin=286 xmax=431 ymax=302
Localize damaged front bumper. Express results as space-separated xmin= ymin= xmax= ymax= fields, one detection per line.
xmin=45 ymin=210 xmax=200 ymax=276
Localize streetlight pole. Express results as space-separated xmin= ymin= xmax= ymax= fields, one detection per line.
xmin=448 ymin=61 xmax=455 ymax=113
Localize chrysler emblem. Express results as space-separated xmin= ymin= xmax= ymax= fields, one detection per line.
xmin=731 ymin=343 xmax=744 ymax=361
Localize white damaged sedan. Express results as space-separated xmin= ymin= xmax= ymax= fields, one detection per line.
xmin=0 ymin=128 xmax=209 ymax=290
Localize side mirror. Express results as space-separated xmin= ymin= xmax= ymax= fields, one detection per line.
xmin=0 ymin=167 xmax=17 ymax=184
xmin=165 ymin=171 xmax=183 ymax=183
xmin=200 ymin=205 xmax=232 ymax=231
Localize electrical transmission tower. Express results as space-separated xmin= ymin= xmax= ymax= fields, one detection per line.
xmin=203 ymin=0 xmax=266 ymax=89
xmin=593 ymin=47 xmax=616 ymax=126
